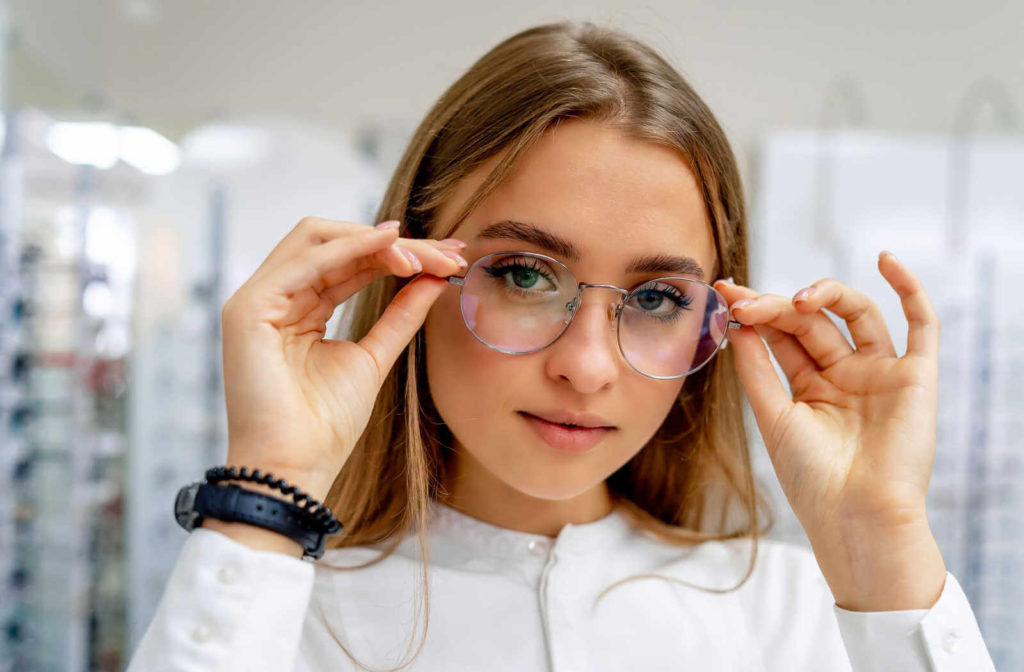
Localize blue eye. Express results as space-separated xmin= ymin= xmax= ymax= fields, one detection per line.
xmin=629 ymin=283 xmax=694 ymax=323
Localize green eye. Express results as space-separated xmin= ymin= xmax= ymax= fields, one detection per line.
xmin=512 ymin=267 xmax=540 ymax=288
xmin=482 ymin=257 xmax=558 ymax=296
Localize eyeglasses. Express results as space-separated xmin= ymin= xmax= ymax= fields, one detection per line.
xmin=446 ymin=251 xmax=742 ymax=379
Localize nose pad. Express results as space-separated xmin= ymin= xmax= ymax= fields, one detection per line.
xmin=609 ymin=301 xmax=622 ymax=328
xmin=565 ymin=292 xmax=624 ymax=329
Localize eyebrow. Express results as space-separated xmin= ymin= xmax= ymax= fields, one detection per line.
xmin=475 ymin=219 xmax=706 ymax=280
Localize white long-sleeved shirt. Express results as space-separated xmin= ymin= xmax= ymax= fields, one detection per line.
xmin=128 ymin=500 xmax=995 ymax=671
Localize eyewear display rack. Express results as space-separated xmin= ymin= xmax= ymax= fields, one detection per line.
xmin=124 ymin=180 xmax=228 ymax=652
xmin=1 ymin=107 xmax=138 ymax=672
xmin=0 ymin=9 xmax=17 ymax=671
xmin=0 ymin=108 xmax=25 ymax=672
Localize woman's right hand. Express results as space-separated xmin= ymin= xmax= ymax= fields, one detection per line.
xmin=219 ymin=217 xmax=468 ymax=502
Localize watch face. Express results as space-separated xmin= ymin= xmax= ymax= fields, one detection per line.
xmin=174 ymin=483 xmax=201 ymax=530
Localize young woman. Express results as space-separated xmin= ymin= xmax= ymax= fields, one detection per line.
xmin=128 ymin=22 xmax=993 ymax=671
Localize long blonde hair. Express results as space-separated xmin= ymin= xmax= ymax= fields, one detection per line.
xmin=323 ymin=20 xmax=774 ymax=670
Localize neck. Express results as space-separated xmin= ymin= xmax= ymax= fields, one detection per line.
xmin=438 ymin=447 xmax=615 ymax=538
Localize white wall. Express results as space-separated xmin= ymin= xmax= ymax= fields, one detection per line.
xmin=8 ymin=0 xmax=1024 ymax=191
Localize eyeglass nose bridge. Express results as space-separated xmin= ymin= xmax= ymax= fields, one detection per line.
xmin=565 ymin=283 xmax=629 ymax=326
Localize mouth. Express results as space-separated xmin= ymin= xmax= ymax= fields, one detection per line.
xmin=518 ymin=410 xmax=616 ymax=429
xmin=517 ymin=411 xmax=616 ymax=453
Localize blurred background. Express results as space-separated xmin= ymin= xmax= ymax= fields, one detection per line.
xmin=0 ymin=1 xmax=1021 ymax=670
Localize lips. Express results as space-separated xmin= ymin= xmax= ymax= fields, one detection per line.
xmin=518 ymin=411 xmax=616 ymax=454
xmin=519 ymin=410 xmax=615 ymax=429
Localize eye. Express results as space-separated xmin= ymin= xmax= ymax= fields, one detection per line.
xmin=482 ymin=256 xmax=560 ymax=296
xmin=627 ymin=281 xmax=694 ymax=322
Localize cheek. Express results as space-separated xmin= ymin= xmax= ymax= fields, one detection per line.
xmin=424 ymin=288 xmax=506 ymax=427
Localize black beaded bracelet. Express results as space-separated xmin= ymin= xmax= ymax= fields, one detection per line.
xmin=205 ymin=466 xmax=342 ymax=535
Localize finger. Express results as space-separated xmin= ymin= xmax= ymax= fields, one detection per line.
xmin=321 ymin=267 xmax=389 ymax=308
xmin=713 ymin=277 xmax=749 ymax=299
xmin=878 ymin=251 xmax=939 ymax=359
xmin=358 ymin=274 xmax=449 ymax=380
xmin=436 ymin=238 xmax=469 ymax=250
xmin=253 ymin=216 xmax=379 ymax=278
xmin=257 ymin=226 xmax=400 ymax=297
xmin=292 ymin=235 xmax=467 ymax=297
xmin=279 ymin=267 xmax=392 ymax=341
xmin=393 ymin=238 xmax=468 ymax=275
xmin=332 ymin=237 xmax=467 ymax=288
xmin=791 ymin=278 xmax=898 ymax=358
xmin=728 ymin=292 xmax=855 ymax=369
xmin=727 ymin=324 xmax=793 ymax=443
xmin=751 ymin=322 xmax=821 ymax=395
xmin=252 ymin=218 xmax=466 ymax=285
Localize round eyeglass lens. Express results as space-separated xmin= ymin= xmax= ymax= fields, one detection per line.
xmin=459 ymin=253 xmax=577 ymax=353
xmin=617 ymin=278 xmax=730 ymax=378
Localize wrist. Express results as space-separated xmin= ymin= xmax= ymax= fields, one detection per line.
xmin=811 ymin=518 xmax=947 ymax=611
xmin=222 ymin=459 xmax=336 ymax=503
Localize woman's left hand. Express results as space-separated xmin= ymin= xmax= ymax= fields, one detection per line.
xmin=713 ymin=251 xmax=947 ymax=611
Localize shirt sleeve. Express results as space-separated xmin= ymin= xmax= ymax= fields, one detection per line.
xmin=125 ymin=528 xmax=316 ymax=672
xmin=832 ymin=571 xmax=995 ymax=671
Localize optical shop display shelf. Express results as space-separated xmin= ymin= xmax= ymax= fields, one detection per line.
xmin=1 ymin=107 xmax=138 ymax=672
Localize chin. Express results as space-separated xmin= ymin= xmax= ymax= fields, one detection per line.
xmin=490 ymin=462 xmax=609 ymax=501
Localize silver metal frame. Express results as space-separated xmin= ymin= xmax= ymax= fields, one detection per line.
xmin=446 ymin=250 xmax=742 ymax=380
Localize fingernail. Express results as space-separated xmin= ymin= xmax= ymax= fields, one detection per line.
xmin=400 ymin=246 xmax=422 ymax=272
xmin=793 ymin=287 xmax=816 ymax=302
xmin=441 ymin=250 xmax=468 ymax=267
xmin=733 ymin=298 xmax=755 ymax=310
xmin=725 ymin=276 xmax=735 ymax=284
xmin=375 ymin=220 xmax=401 ymax=230
xmin=879 ymin=249 xmax=898 ymax=263
xmin=439 ymin=238 xmax=468 ymax=249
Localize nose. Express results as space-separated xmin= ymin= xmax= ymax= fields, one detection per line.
xmin=543 ymin=288 xmax=622 ymax=393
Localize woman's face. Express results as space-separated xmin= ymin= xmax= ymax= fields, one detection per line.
xmin=424 ymin=118 xmax=717 ymax=520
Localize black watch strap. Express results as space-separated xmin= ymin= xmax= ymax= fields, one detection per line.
xmin=175 ymin=482 xmax=327 ymax=560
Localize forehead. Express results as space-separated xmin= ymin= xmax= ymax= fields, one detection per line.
xmin=440 ymin=119 xmax=716 ymax=276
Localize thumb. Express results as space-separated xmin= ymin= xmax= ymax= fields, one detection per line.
xmin=358 ymin=274 xmax=449 ymax=377
xmin=728 ymin=325 xmax=791 ymax=444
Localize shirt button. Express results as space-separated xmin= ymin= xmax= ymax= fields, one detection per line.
xmin=217 ymin=565 xmax=239 ymax=585
xmin=527 ymin=540 xmax=548 ymax=557
xmin=191 ymin=623 xmax=214 ymax=643
xmin=942 ymin=630 xmax=960 ymax=654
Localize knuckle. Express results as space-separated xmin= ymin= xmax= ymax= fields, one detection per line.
xmin=847 ymin=305 xmax=872 ymax=323
xmin=861 ymin=300 xmax=881 ymax=321
xmin=301 ymin=217 xmax=363 ymax=245
xmin=792 ymin=319 xmax=813 ymax=339
xmin=296 ymin=215 xmax=320 ymax=231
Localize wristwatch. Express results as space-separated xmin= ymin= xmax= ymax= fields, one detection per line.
xmin=174 ymin=482 xmax=328 ymax=560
